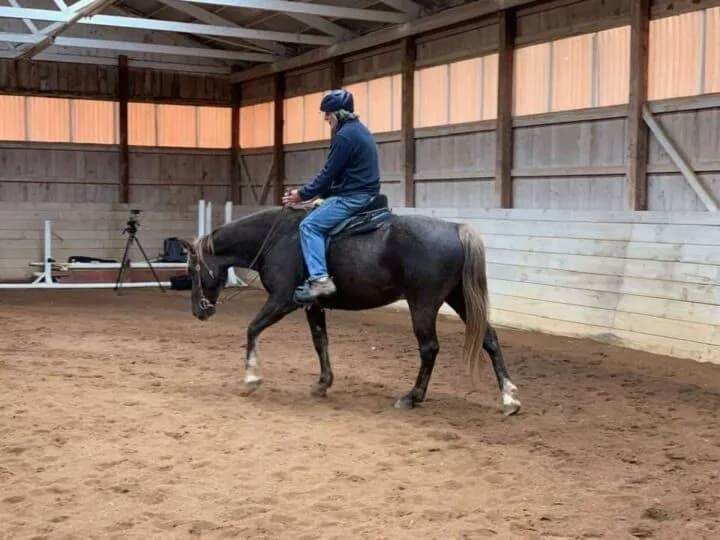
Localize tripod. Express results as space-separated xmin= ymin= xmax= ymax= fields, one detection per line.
xmin=114 ymin=217 xmax=165 ymax=293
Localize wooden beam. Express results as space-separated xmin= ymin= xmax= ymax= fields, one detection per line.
xmin=230 ymin=84 xmax=241 ymax=204
xmin=400 ymin=37 xmax=415 ymax=207
xmin=272 ymin=73 xmax=285 ymax=206
xmin=495 ymin=8 xmax=515 ymax=209
xmin=230 ymin=0 xmax=542 ymax=83
xmin=626 ymin=0 xmax=650 ymax=210
xmin=118 ymin=54 xmax=129 ymax=204
xmin=329 ymin=56 xmax=344 ymax=89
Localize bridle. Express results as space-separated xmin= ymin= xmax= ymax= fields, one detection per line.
xmin=190 ymin=207 xmax=289 ymax=312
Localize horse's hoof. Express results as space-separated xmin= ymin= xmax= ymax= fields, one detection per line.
xmin=502 ymin=395 xmax=521 ymax=416
xmin=244 ymin=373 xmax=263 ymax=393
xmin=502 ymin=381 xmax=521 ymax=416
xmin=310 ymin=383 xmax=327 ymax=398
xmin=394 ymin=396 xmax=414 ymax=409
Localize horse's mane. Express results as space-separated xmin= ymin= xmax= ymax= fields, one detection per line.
xmin=192 ymin=207 xmax=285 ymax=266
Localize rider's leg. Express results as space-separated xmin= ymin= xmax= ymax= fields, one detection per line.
xmin=297 ymin=194 xmax=373 ymax=301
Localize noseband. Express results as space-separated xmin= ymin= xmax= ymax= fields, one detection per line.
xmin=192 ymin=262 xmax=216 ymax=311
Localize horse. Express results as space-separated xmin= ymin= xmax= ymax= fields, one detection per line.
xmin=181 ymin=204 xmax=521 ymax=415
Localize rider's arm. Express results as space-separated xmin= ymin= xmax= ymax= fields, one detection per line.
xmin=298 ymin=133 xmax=352 ymax=200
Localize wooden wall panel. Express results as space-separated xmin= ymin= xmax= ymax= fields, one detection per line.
xmin=0 ymin=95 xmax=26 ymax=141
xmin=27 ymin=97 xmax=70 ymax=142
xmin=416 ymin=20 xmax=499 ymax=67
xmin=284 ymin=66 xmax=331 ymax=99
xmin=416 ymin=179 xmax=496 ymax=208
xmin=596 ymin=26 xmax=631 ymax=106
xmin=71 ymin=100 xmax=116 ymax=144
xmin=551 ymin=34 xmax=593 ymax=111
xmin=394 ymin=206 xmax=720 ymax=363
xmin=343 ymin=46 xmax=402 ymax=84
xmin=513 ymin=177 xmax=626 ymax=209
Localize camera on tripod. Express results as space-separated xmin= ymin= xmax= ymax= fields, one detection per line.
xmin=123 ymin=209 xmax=142 ymax=235
xmin=115 ymin=208 xmax=165 ymax=294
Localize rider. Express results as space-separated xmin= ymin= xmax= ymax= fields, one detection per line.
xmin=282 ymin=89 xmax=380 ymax=304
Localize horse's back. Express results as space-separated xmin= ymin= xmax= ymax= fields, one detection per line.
xmin=324 ymin=214 xmax=464 ymax=310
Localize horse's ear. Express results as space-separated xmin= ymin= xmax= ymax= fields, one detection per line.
xmin=180 ymin=239 xmax=195 ymax=255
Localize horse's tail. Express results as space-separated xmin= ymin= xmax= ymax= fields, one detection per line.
xmin=458 ymin=224 xmax=489 ymax=378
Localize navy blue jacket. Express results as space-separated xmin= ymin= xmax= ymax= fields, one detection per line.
xmin=298 ymin=118 xmax=380 ymax=200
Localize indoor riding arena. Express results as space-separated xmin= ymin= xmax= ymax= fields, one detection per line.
xmin=1 ymin=1 xmax=720 ymax=538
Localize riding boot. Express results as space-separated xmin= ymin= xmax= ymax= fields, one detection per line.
xmin=294 ymin=277 xmax=337 ymax=304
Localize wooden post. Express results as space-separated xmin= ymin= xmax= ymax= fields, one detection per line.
xmin=400 ymin=37 xmax=415 ymax=207
xmin=329 ymin=56 xmax=344 ymax=90
xmin=627 ymin=0 xmax=650 ymax=210
xmin=272 ymin=73 xmax=285 ymax=206
xmin=495 ymin=9 xmax=515 ymax=209
xmin=230 ymin=84 xmax=241 ymax=204
xmin=118 ymin=55 xmax=129 ymax=204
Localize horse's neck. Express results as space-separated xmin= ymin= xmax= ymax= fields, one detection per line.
xmin=210 ymin=210 xmax=279 ymax=267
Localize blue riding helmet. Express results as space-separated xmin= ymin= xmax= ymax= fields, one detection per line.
xmin=320 ymin=89 xmax=354 ymax=113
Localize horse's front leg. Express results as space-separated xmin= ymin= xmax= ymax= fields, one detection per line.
xmin=244 ymin=298 xmax=296 ymax=390
xmin=305 ymin=305 xmax=333 ymax=397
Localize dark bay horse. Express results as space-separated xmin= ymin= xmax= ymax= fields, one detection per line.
xmin=182 ymin=207 xmax=521 ymax=414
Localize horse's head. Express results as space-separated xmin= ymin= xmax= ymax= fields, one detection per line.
xmin=181 ymin=239 xmax=227 ymax=321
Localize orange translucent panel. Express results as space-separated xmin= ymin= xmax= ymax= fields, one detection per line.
xmin=157 ymin=104 xmax=196 ymax=147
xmin=128 ymin=102 xmax=156 ymax=146
xmin=253 ymin=102 xmax=274 ymax=147
xmin=391 ymin=74 xmax=402 ymax=131
xmin=596 ymin=26 xmax=630 ymax=106
xmin=72 ymin=99 xmax=116 ymax=144
xmin=239 ymin=104 xmax=254 ymax=148
xmin=449 ymin=57 xmax=481 ymax=124
xmin=0 ymin=95 xmax=26 ymax=141
xmin=368 ymin=76 xmax=393 ymax=133
xmin=415 ymin=64 xmax=448 ymax=127
xmin=284 ymin=96 xmax=304 ymax=144
xmin=551 ymin=34 xmax=592 ymax=111
xmin=303 ymin=92 xmax=325 ymax=141
xmin=197 ymin=106 xmax=230 ymax=148
xmin=706 ymin=8 xmax=720 ymax=93
xmin=482 ymin=53 xmax=498 ymax=120
xmin=413 ymin=75 xmax=420 ymax=127
xmin=241 ymin=102 xmax=274 ymax=148
xmin=513 ymin=43 xmax=550 ymax=115
xmin=344 ymin=81 xmax=367 ymax=123
xmin=649 ymin=11 xmax=701 ymax=100
xmin=27 ymin=97 xmax=70 ymax=142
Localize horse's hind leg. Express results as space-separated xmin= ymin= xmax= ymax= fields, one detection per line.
xmin=446 ymin=286 xmax=521 ymax=415
xmin=483 ymin=325 xmax=521 ymax=415
xmin=395 ymin=301 xmax=440 ymax=409
xmin=305 ymin=306 xmax=333 ymax=397
xmin=245 ymin=297 xmax=296 ymax=390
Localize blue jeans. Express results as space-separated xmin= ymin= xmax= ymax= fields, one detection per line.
xmin=299 ymin=194 xmax=374 ymax=280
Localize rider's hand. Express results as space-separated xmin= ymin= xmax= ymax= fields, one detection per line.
xmin=282 ymin=189 xmax=302 ymax=205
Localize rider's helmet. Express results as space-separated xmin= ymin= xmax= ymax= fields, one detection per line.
xmin=320 ymin=89 xmax=354 ymax=113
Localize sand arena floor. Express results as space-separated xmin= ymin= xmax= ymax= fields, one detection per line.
xmin=1 ymin=289 xmax=719 ymax=539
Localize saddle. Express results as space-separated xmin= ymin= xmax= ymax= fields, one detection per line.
xmin=326 ymin=193 xmax=392 ymax=243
